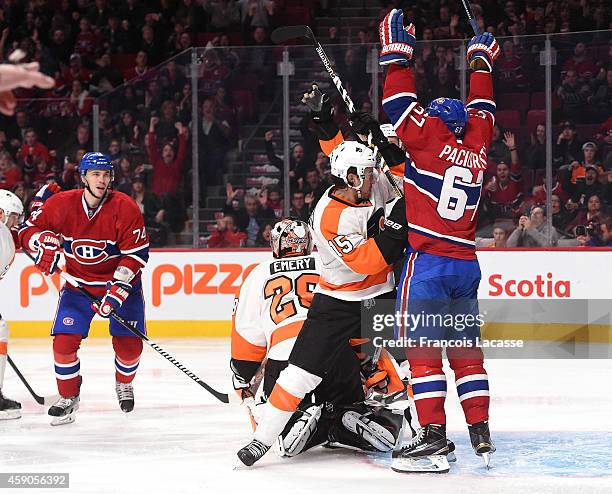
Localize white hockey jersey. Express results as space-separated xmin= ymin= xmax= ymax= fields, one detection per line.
xmin=0 ymin=222 xmax=16 ymax=281
xmin=231 ymin=254 xmax=319 ymax=362
xmin=310 ymin=170 xmax=398 ymax=301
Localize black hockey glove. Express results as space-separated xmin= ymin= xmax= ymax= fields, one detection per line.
xmin=374 ymin=198 xmax=407 ymax=265
xmin=302 ymin=83 xmax=337 ymax=140
xmin=349 ymin=111 xmax=389 ymax=149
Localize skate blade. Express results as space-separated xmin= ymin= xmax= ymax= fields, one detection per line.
xmin=482 ymin=451 xmax=492 ymax=469
xmin=391 ymin=454 xmax=450 ymax=474
xmin=0 ymin=410 xmax=22 ymax=420
xmin=447 ymin=451 xmax=457 ymax=463
xmin=50 ymin=413 xmax=76 ymax=426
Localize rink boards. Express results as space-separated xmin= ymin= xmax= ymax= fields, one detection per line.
xmin=2 ymin=249 xmax=612 ymax=341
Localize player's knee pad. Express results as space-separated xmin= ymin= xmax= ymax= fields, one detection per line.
xmin=53 ymin=333 xmax=82 ymax=355
xmin=329 ymin=403 xmax=403 ymax=452
xmin=276 ymin=364 xmax=323 ymax=400
xmin=276 ymin=404 xmax=324 ymax=457
xmin=112 ymin=335 xmax=143 ymax=361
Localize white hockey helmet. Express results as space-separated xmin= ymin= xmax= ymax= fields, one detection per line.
xmin=271 ymin=218 xmax=313 ymax=259
xmin=329 ymin=141 xmax=377 ymax=188
xmin=0 ymin=190 xmax=24 ymax=225
xmin=379 ymin=123 xmax=397 ymax=138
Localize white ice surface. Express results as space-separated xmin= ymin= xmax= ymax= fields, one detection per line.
xmin=2 ymin=338 xmax=612 ymax=494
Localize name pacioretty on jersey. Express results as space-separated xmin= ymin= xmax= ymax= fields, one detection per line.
xmin=437 ymin=144 xmax=488 ymax=169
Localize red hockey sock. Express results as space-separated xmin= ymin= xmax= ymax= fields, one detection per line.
xmin=448 ymin=347 xmax=490 ymax=425
xmin=53 ymin=334 xmax=82 ymax=397
xmin=112 ymin=336 xmax=142 ymax=383
xmin=407 ymin=346 xmax=447 ymax=425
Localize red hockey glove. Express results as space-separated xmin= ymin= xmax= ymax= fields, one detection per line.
xmin=30 ymin=183 xmax=62 ymax=212
xmin=379 ymin=9 xmax=416 ymax=66
xmin=34 ymin=230 xmax=62 ymax=275
xmin=92 ymin=280 xmax=131 ymax=318
xmin=467 ymin=33 xmax=500 ymax=72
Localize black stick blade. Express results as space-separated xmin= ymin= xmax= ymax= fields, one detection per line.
xmin=271 ymin=25 xmax=314 ymax=44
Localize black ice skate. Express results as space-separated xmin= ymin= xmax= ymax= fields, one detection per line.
xmin=48 ymin=395 xmax=80 ymax=426
xmin=0 ymin=390 xmax=21 ymax=420
xmin=391 ymin=424 xmax=451 ymax=473
xmin=235 ymin=439 xmax=271 ymax=467
xmin=116 ymin=382 xmax=134 ymax=413
xmin=468 ymin=421 xmax=496 ymax=468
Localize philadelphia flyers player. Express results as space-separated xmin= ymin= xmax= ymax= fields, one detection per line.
xmin=235 ymin=139 xmax=412 ymax=466
xmin=0 ymin=185 xmax=62 ymax=419
xmin=379 ymin=9 xmax=499 ymax=472
xmin=0 ymin=191 xmax=25 ymax=419
xmin=19 ymin=152 xmax=149 ymax=425
xmin=231 ymin=218 xmax=404 ymax=459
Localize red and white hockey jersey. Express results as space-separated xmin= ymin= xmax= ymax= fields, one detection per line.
xmin=18 ymin=189 xmax=149 ymax=294
xmin=231 ymin=255 xmax=319 ymax=363
xmin=382 ymin=65 xmax=496 ymax=260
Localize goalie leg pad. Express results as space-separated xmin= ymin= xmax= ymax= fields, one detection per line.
xmin=329 ymin=403 xmax=403 ymax=452
xmin=277 ymin=404 xmax=324 ymax=457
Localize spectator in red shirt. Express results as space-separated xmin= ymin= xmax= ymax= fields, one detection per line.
xmin=18 ymin=128 xmax=50 ymax=165
xmin=562 ymin=42 xmax=599 ymax=82
xmin=496 ymin=40 xmax=526 ymax=91
xmin=483 ymin=132 xmax=523 ymax=220
xmin=123 ymin=51 xmax=150 ymax=82
xmin=262 ymin=185 xmax=283 ymax=218
xmin=0 ymin=152 xmax=23 ymax=190
xmin=75 ymin=17 xmax=98 ymax=64
xmin=146 ymin=117 xmax=187 ymax=197
xmin=60 ymin=54 xmax=92 ymax=88
xmin=208 ymin=214 xmax=247 ymax=248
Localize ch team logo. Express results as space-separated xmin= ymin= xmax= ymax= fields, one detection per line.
xmin=72 ymin=239 xmax=109 ymax=265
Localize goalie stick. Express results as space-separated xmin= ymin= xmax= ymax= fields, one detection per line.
xmin=271 ymin=25 xmax=403 ymax=198
xmin=23 ymin=251 xmax=231 ymax=404
xmin=7 ymin=354 xmax=59 ymax=406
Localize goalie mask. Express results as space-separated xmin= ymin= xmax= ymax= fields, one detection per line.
xmin=329 ymin=141 xmax=377 ymax=189
xmin=271 ymin=218 xmax=313 ymax=259
xmin=0 ymin=190 xmax=24 ymax=225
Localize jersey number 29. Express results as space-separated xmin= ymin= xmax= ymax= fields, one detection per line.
xmin=264 ymin=274 xmax=318 ymax=325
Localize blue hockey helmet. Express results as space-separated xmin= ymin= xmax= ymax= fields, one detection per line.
xmin=426 ymin=98 xmax=468 ymax=138
xmin=79 ymin=152 xmax=113 ymax=177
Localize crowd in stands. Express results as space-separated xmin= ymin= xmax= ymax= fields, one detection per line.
xmin=0 ymin=0 xmax=610 ymax=247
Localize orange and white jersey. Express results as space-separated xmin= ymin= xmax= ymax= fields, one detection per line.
xmin=311 ymin=172 xmax=398 ymax=301
xmin=231 ymin=255 xmax=319 ymax=363
xmin=0 ymin=222 xmax=16 ymax=281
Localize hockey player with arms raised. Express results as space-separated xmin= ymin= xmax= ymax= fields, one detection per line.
xmin=379 ymin=9 xmax=499 ymax=472
xmin=235 ymin=134 xmax=412 ymax=466
xmin=231 ymin=218 xmax=404 ymax=458
xmin=19 ymin=152 xmax=149 ymax=425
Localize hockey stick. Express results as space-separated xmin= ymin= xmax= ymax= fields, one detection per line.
xmin=271 ymin=25 xmax=403 ymax=198
xmin=459 ymin=0 xmax=490 ymax=71
xmin=7 ymin=354 xmax=60 ymax=406
xmin=23 ymin=252 xmax=230 ymax=404
xmin=459 ymin=0 xmax=481 ymax=37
